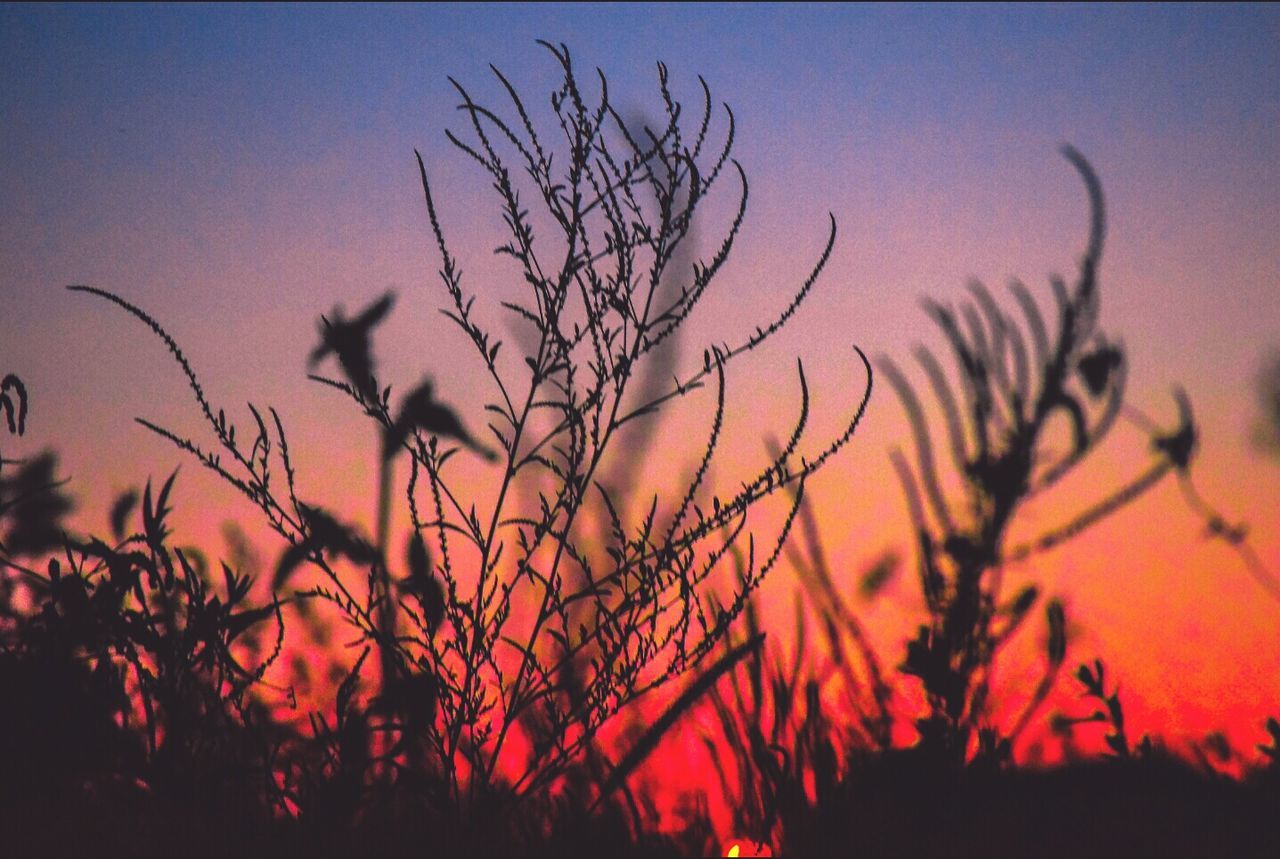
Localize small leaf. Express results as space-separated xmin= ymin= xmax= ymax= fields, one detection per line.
xmin=1153 ymin=388 xmax=1197 ymax=471
xmin=857 ymin=550 xmax=899 ymax=600
xmin=1007 ymin=584 xmax=1039 ymax=619
xmin=225 ymin=599 xmax=281 ymax=641
xmin=0 ymin=374 xmax=29 ymax=435
xmin=1077 ymin=344 xmax=1122 ymax=396
xmin=109 ymin=489 xmax=139 ymax=541
xmin=408 ymin=531 xmax=430 ymax=581
xmin=1046 ymin=599 xmax=1066 ymax=665
xmin=403 ymin=532 xmax=445 ymax=633
xmin=274 ymin=541 xmax=311 ymax=591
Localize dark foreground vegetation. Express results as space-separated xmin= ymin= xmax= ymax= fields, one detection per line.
xmin=3 ymin=44 xmax=1278 ymax=857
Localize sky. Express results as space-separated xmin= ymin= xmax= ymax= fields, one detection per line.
xmin=3 ymin=2 xmax=1279 ymax=789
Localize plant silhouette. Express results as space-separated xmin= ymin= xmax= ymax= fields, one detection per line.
xmin=698 ymin=147 xmax=1280 ymax=856
xmin=1 ymin=43 xmax=1277 ymax=859
xmin=880 ymin=147 xmax=1197 ymax=764
xmin=1 ymin=374 xmax=74 ymax=559
xmin=384 ymin=378 xmax=498 ymax=463
xmin=309 ymin=291 xmax=396 ymax=403
xmin=58 ymin=41 xmax=872 ymax=852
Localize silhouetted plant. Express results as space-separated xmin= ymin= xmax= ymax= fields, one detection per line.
xmin=13 ymin=41 xmax=1271 ymax=858
xmin=0 ymin=374 xmax=74 ymax=560
xmin=0 ymin=374 xmax=27 ymax=444
xmin=1122 ymin=351 xmax=1280 ymax=605
xmin=0 ymin=473 xmax=291 ymax=858
xmin=702 ymin=465 xmax=895 ymax=849
xmin=70 ymin=42 xmax=872 ymax=841
xmin=699 ymin=149 xmax=1250 ymax=857
xmin=1060 ymin=658 xmax=1151 ymax=760
xmin=880 ymin=148 xmax=1196 ymax=763
xmin=0 ymin=451 xmax=75 ymax=558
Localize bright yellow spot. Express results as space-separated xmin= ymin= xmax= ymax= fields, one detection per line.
xmin=727 ymin=846 xmax=740 ymax=858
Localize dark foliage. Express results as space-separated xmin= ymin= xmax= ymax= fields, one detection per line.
xmin=784 ymin=754 xmax=1279 ymax=858
xmin=702 ymin=149 xmax=1280 ymax=855
xmin=878 ymin=149 xmax=1200 ymax=763
xmin=33 ymin=43 xmax=871 ymax=856
xmin=2 ymin=47 xmax=1278 ymax=859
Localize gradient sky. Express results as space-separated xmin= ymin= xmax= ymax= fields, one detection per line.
xmin=4 ymin=2 xmax=1279 ymax=775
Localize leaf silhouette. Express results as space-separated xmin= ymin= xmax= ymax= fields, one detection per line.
xmin=1076 ymin=343 xmax=1122 ymax=397
xmin=1153 ymin=387 xmax=1197 ymax=471
xmin=594 ymin=633 xmax=766 ymax=812
xmin=273 ymin=541 xmax=312 ymax=592
xmin=0 ymin=374 xmax=27 ymax=435
xmin=224 ymin=599 xmax=282 ymax=642
xmin=309 ymin=292 xmax=395 ymax=402
xmin=857 ymin=550 xmax=899 ymax=600
xmin=383 ymin=377 xmax=497 ymax=462
xmin=109 ymin=488 xmax=139 ymax=541
xmin=274 ymin=503 xmax=378 ymax=590
xmin=374 ymin=667 xmax=439 ymax=732
xmin=403 ymin=531 xmax=445 ymax=633
xmin=1046 ymin=598 xmax=1067 ymax=665
xmin=141 ymin=472 xmax=178 ymax=550
xmin=0 ymin=451 xmax=73 ymax=556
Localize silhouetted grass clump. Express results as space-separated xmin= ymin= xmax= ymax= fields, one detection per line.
xmin=776 ymin=661 xmax=1279 ymax=857
xmin=5 ymin=42 xmax=873 ymax=856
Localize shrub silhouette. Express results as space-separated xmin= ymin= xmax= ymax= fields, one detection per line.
xmin=2 ymin=479 xmax=288 ymax=849
xmin=700 ymin=148 xmax=1280 ymax=855
xmin=879 ymin=147 xmax=1199 ymax=764
xmin=61 ymin=41 xmax=872 ymax=850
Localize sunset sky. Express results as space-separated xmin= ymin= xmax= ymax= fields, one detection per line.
xmin=4 ymin=2 xmax=1279 ymax=775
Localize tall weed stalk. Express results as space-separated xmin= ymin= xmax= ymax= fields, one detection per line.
xmin=68 ymin=42 xmax=873 ymax=839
